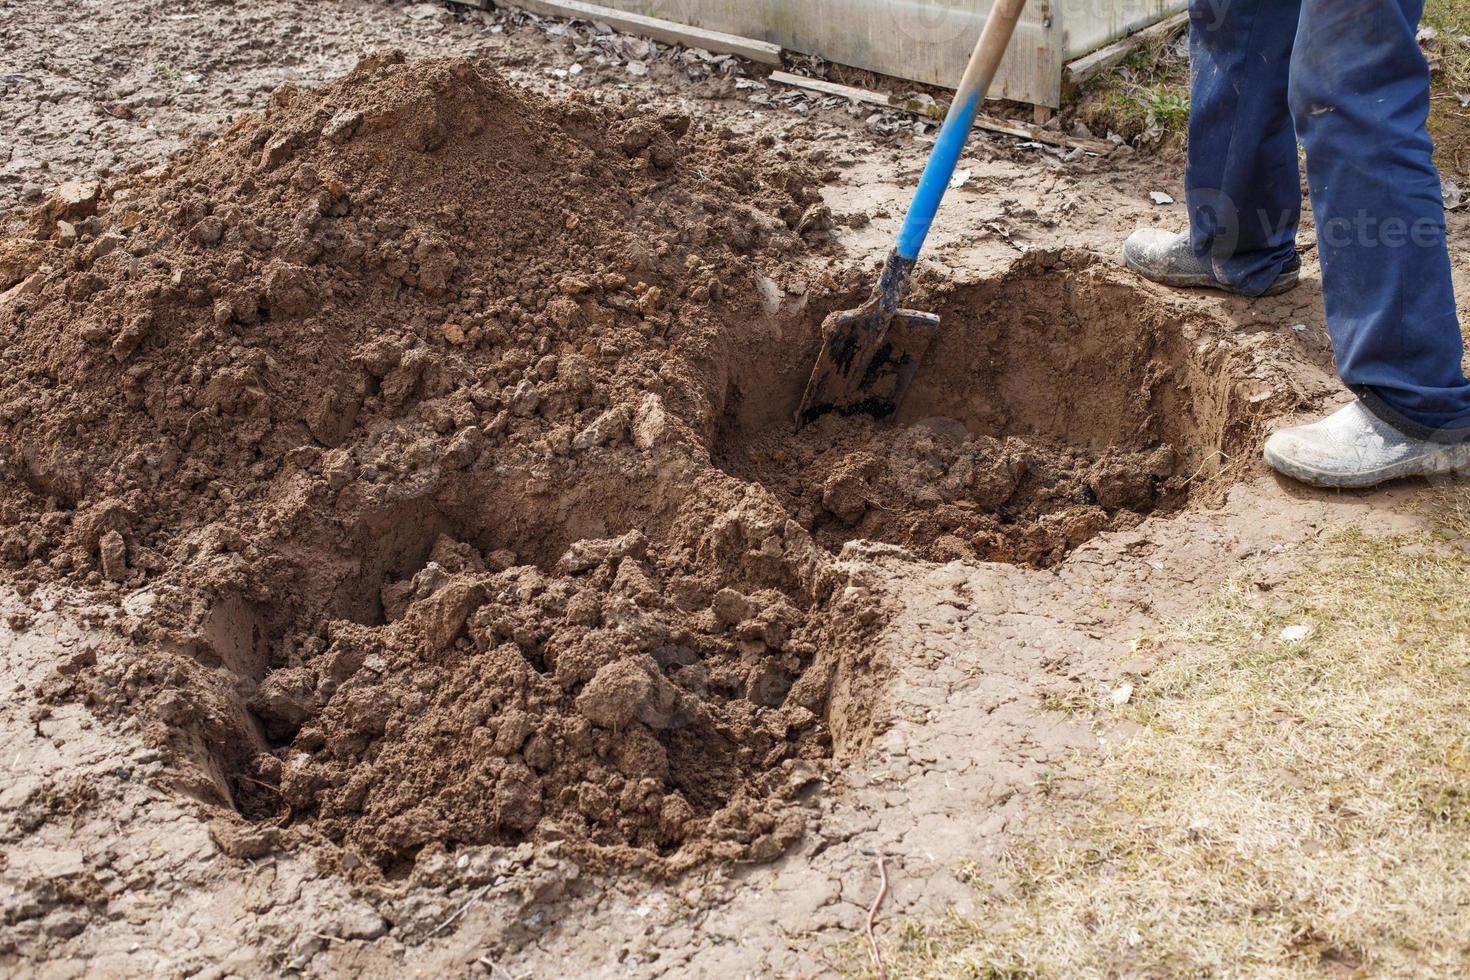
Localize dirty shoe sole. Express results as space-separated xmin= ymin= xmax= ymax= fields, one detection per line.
xmin=1264 ymin=438 xmax=1470 ymax=489
xmin=1124 ymin=255 xmax=1300 ymax=297
xmin=1123 ymin=257 xmax=1299 ymax=295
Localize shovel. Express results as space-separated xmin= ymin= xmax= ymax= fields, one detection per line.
xmin=795 ymin=0 xmax=1029 ymax=430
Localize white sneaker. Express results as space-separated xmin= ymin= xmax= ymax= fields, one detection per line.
xmin=1263 ymin=400 xmax=1470 ymax=489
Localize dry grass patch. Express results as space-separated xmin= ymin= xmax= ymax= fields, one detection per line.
xmin=1424 ymin=481 xmax=1470 ymax=540
xmin=1425 ymin=0 xmax=1470 ymax=96
xmin=868 ymin=515 xmax=1470 ymax=978
xmin=1424 ymin=0 xmax=1470 ymax=166
xmin=1072 ymin=32 xmax=1190 ymax=146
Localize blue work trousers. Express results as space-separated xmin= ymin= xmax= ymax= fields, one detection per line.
xmin=1186 ymin=0 xmax=1470 ymax=437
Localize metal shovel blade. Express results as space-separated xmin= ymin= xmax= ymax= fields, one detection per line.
xmin=794 ymin=300 xmax=941 ymax=431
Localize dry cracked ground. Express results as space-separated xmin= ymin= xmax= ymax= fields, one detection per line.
xmin=3 ymin=1 xmax=1469 ymax=977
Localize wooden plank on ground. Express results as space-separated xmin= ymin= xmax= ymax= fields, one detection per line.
xmin=1061 ymin=10 xmax=1189 ymax=92
xmin=767 ymin=71 xmax=1113 ymax=155
xmin=483 ymin=0 xmax=783 ymax=65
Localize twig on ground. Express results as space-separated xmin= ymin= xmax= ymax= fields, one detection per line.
xmin=313 ymin=932 xmax=346 ymax=945
xmin=477 ymin=954 xmax=518 ymax=979
xmin=236 ymin=774 xmax=281 ymax=794
xmin=425 ymin=883 xmax=494 ymax=939
xmin=866 ymin=855 xmax=890 ymax=980
xmin=1178 ymin=448 xmax=1233 ymax=489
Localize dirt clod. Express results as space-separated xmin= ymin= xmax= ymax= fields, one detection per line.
xmin=97 ymin=531 xmax=127 ymax=581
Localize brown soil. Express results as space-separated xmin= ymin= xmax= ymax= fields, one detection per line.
xmin=0 ymin=49 xmax=1265 ymax=890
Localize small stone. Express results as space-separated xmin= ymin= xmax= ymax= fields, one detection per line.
xmin=98 ymin=530 xmax=127 ymax=580
xmin=632 ymin=393 xmax=669 ymax=450
xmin=322 ymin=110 xmax=363 ymax=142
xmin=755 ymin=276 xmax=782 ymax=316
xmin=249 ymin=667 xmax=317 ymax=740
xmin=326 ymin=905 xmax=388 ymax=942
xmin=52 ymin=180 xmax=100 ymax=219
xmin=442 ymin=426 xmax=484 ymax=468
xmin=572 ymin=405 xmax=630 ymax=451
xmin=42 ymin=910 xmax=88 ymax=939
xmin=821 ymin=472 xmax=868 ymax=524
xmin=509 ymin=380 xmax=541 ymax=417
xmin=711 ymin=588 xmax=754 ymax=626
xmin=189 ymin=216 xmax=225 ymax=245
xmin=260 ymin=134 xmax=296 ymax=169
xmin=321 ymin=449 xmax=355 ymax=490
xmin=0 ymin=273 xmax=43 ymax=309
xmin=90 ymin=233 xmax=125 ymax=260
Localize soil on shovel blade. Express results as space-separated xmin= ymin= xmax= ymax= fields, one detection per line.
xmin=0 ymin=50 xmax=1270 ymax=890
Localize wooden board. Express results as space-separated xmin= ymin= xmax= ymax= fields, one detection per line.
xmin=1062 ymin=9 xmax=1187 ymax=91
xmin=768 ymin=70 xmax=1113 ymax=154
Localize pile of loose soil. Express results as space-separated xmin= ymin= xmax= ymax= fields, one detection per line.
xmin=0 ymin=49 xmax=1277 ymax=885
xmin=0 ymin=52 xmax=880 ymax=876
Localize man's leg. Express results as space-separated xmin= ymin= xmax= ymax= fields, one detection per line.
xmin=1290 ymin=0 xmax=1470 ymax=436
xmin=1263 ymin=0 xmax=1470 ymax=487
xmin=1125 ymin=0 xmax=1303 ymax=296
xmin=1185 ymin=0 xmax=1303 ymax=294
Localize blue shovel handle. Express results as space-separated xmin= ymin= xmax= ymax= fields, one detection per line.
xmin=895 ymin=0 xmax=1029 ymax=263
